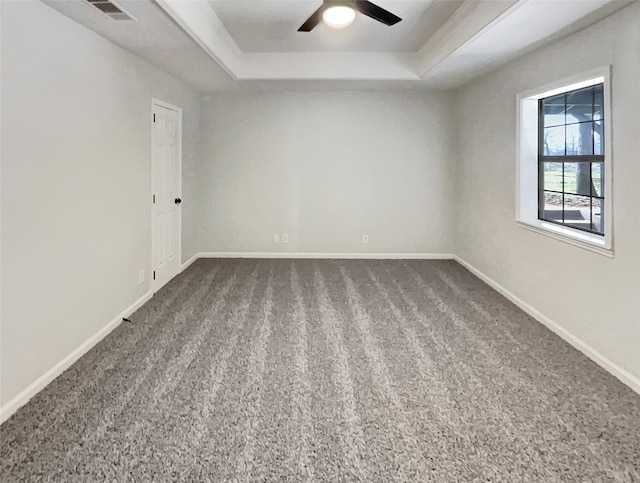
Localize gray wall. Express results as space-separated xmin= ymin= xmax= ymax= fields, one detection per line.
xmin=195 ymin=90 xmax=456 ymax=255
xmin=0 ymin=0 xmax=200 ymax=405
xmin=454 ymin=2 xmax=640 ymax=381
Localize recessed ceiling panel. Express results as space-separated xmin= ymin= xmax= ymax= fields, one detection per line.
xmin=43 ymin=0 xmax=633 ymax=88
xmin=208 ymin=0 xmax=464 ymax=53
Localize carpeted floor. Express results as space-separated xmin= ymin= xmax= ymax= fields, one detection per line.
xmin=1 ymin=259 xmax=639 ymax=481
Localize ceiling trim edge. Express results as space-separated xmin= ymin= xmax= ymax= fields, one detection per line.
xmin=154 ymin=0 xmax=528 ymax=81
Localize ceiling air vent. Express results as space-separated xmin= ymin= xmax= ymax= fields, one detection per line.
xmin=86 ymin=0 xmax=136 ymax=21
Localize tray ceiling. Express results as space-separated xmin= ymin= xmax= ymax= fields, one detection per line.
xmin=207 ymin=1 xmax=465 ymax=53
xmin=43 ymin=0 xmax=634 ymax=90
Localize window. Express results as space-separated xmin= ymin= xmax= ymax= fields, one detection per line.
xmin=538 ymin=83 xmax=604 ymax=235
xmin=517 ymin=68 xmax=612 ymax=255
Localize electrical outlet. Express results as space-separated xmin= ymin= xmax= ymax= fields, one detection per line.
xmin=362 ymin=234 xmax=369 ymax=244
xmin=138 ymin=269 xmax=145 ymax=284
xmin=282 ymin=234 xmax=289 ymax=244
xmin=273 ymin=234 xmax=280 ymax=243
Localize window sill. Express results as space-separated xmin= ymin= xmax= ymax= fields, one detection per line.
xmin=516 ymin=219 xmax=614 ymax=258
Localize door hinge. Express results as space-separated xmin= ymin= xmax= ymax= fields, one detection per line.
xmin=153 ymin=194 xmax=155 ymax=204
xmin=153 ymin=270 xmax=156 ymax=280
xmin=153 ymin=113 xmax=156 ymax=123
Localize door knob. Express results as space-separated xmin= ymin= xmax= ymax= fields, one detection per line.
xmin=175 ymin=198 xmax=182 ymax=205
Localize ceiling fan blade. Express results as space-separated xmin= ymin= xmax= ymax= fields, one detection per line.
xmin=298 ymin=5 xmax=324 ymax=32
xmin=354 ymin=0 xmax=402 ymax=26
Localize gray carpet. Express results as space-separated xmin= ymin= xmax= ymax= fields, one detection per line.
xmin=1 ymin=259 xmax=639 ymax=481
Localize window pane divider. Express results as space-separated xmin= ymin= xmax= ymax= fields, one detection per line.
xmin=537 ymin=83 xmax=605 ymax=237
xmin=539 ymin=155 xmax=604 ymax=162
xmin=542 ymin=189 xmax=603 ymax=200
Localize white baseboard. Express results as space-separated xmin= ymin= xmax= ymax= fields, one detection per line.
xmin=453 ymin=256 xmax=640 ymax=395
xmin=0 ymin=290 xmax=153 ymax=424
xmin=180 ymin=253 xmax=200 ymax=272
xmin=196 ymin=252 xmax=456 ymax=260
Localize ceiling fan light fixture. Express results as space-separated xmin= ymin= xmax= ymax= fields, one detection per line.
xmin=322 ymin=5 xmax=356 ymax=29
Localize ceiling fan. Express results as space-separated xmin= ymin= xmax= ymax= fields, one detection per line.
xmin=298 ymin=0 xmax=402 ymax=32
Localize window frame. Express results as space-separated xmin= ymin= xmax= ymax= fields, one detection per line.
xmin=537 ymin=83 xmax=605 ymax=236
xmin=516 ymin=67 xmax=613 ymax=256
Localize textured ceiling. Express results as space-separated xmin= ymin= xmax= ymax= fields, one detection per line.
xmin=42 ymin=0 xmax=634 ymax=91
xmin=207 ymin=0 xmax=465 ymax=53
xmin=42 ymin=0 xmax=235 ymax=91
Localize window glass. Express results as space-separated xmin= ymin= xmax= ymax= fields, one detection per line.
xmin=566 ymin=87 xmax=594 ymax=123
xmin=591 ymin=163 xmax=603 ymax=197
xmin=594 ymin=120 xmax=604 ymax=155
xmin=563 ymin=162 xmax=592 ymax=196
xmin=543 ymin=93 xmax=566 ymax=127
xmin=538 ymin=83 xmax=604 ymax=236
xmin=543 ymin=126 xmax=565 ymax=155
xmin=593 ymin=85 xmax=604 ymax=120
xmin=543 ymin=162 xmax=563 ymax=192
xmin=592 ymin=198 xmax=604 ymax=234
xmin=566 ymin=123 xmax=593 ymax=155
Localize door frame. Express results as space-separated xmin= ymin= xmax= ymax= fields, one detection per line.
xmin=151 ymin=98 xmax=183 ymax=293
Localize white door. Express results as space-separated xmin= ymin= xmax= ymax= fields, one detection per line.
xmin=151 ymin=100 xmax=182 ymax=292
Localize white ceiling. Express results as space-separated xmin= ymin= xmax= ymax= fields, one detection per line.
xmin=208 ymin=1 xmax=464 ymax=53
xmin=422 ymin=0 xmax=634 ymax=87
xmin=42 ymin=0 xmax=634 ymax=91
xmin=42 ymin=0 xmax=235 ymax=91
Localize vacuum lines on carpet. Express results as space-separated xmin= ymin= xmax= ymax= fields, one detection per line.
xmin=1 ymin=259 xmax=639 ymax=481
